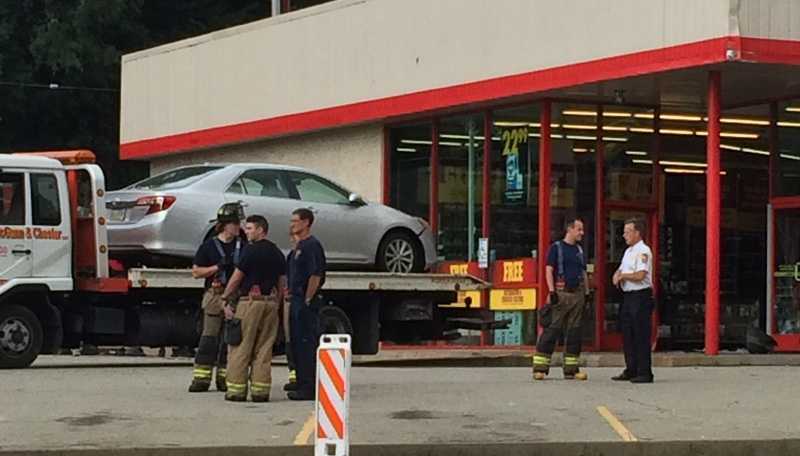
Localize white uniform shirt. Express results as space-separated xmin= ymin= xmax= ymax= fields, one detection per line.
xmin=618 ymin=240 xmax=652 ymax=292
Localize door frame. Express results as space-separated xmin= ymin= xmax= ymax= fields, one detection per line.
xmin=595 ymin=202 xmax=660 ymax=351
xmin=768 ymin=196 xmax=800 ymax=351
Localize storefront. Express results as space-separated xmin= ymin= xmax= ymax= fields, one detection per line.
xmin=119 ymin=0 xmax=800 ymax=353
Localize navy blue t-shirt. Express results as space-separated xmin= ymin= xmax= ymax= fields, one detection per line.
xmin=193 ymin=237 xmax=241 ymax=289
xmin=237 ymin=239 xmax=286 ymax=295
xmin=546 ymin=241 xmax=586 ymax=289
xmin=288 ymin=235 xmax=327 ymax=298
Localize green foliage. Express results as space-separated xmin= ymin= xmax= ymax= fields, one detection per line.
xmin=0 ymin=0 xmax=268 ymax=189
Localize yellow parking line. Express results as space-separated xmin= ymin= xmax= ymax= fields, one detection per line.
xmin=293 ymin=411 xmax=316 ymax=445
xmin=596 ymin=405 xmax=638 ymax=442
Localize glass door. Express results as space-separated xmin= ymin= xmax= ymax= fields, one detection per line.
xmin=771 ymin=204 xmax=800 ymax=351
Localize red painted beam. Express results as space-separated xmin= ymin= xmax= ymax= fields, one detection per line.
xmin=705 ymin=71 xmax=722 ymax=356
xmin=537 ymin=100 xmax=552 ymax=337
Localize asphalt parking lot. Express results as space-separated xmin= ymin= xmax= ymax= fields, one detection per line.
xmin=2 ymin=364 xmax=799 ymax=455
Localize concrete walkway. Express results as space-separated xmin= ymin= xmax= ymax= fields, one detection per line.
xmin=2 ymin=364 xmax=799 ymax=455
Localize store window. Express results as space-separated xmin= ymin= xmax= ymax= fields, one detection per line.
xmin=489 ymin=105 xmax=539 ymax=260
xmin=550 ymin=104 xmax=597 ymax=261
xmin=602 ymin=107 xmax=656 ymax=202
xmin=389 ymin=123 xmax=431 ymax=219
xmin=777 ymin=99 xmax=800 ymax=197
xmin=438 ymin=114 xmax=484 ymax=261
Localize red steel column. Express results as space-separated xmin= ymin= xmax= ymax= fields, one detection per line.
xmin=430 ymin=120 xmax=440 ymax=243
xmin=382 ymin=126 xmax=391 ymax=205
xmin=538 ymin=101 xmax=552 ymax=316
xmin=705 ymin=71 xmax=722 ymax=356
xmin=594 ymin=105 xmax=605 ymax=350
xmin=482 ymin=111 xmax=492 ymax=239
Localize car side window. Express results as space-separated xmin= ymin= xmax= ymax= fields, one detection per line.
xmin=289 ymin=172 xmax=349 ymax=205
xmin=0 ymin=172 xmax=26 ymax=225
xmin=31 ymin=173 xmax=61 ymax=226
xmin=228 ymin=170 xmax=290 ymax=198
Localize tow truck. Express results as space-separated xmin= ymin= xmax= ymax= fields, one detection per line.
xmin=0 ymin=150 xmax=494 ymax=368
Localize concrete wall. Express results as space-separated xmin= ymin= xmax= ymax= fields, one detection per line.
xmin=121 ymin=0 xmax=734 ymax=145
xmin=148 ymin=123 xmax=384 ymax=202
xmin=737 ymin=0 xmax=800 ymax=40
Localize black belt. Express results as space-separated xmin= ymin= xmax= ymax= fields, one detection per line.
xmin=623 ymin=288 xmax=652 ymax=294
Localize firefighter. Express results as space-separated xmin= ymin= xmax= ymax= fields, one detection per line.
xmin=188 ymin=202 xmax=244 ymax=392
xmin=612 ymin=218 xmax=654 ymax=383
xmin=533 ymin=217 xmax=590 ymax=381
xmin=221 ymin=215 xmax=287 ymax=402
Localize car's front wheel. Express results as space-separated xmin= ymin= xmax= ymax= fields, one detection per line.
xmin=377 ymin=231 xmax=424 ymax=273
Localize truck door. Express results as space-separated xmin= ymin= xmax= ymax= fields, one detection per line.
xmin=0 ymin=171 xmax=33 ymax=279
xmin=29 ymin=172 xmax=71 ymax=284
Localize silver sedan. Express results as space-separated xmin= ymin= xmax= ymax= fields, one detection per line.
xmin=106 ymin=164 xmax=436 ymax=273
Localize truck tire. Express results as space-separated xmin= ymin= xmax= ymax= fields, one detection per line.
xmin=377 ymin=231 xmax=424 ymax=273
xmin=0 ymin=304 xmax=44 ymax=368
xmin=318 ymin=305 xmax=353 ymax=337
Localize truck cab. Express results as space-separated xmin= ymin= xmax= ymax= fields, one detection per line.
xmin=0 ymin=151 xmax=108 ymax=367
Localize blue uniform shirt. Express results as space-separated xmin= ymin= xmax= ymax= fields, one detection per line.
xmin=288 ymin=235 xmax=327 ymax=298
xmin=546 ymin=241 xmax=586 ymax=289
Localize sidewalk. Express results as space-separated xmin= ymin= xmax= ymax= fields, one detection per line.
xmin=31 ymin=349 xmax=800 ymax=369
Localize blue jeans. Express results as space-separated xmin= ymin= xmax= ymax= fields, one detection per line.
xmin=289 ymin=295 xmax=320 ymax=394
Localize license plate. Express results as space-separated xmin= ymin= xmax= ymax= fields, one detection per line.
xmin=109 ymin=209 xmax=126 ymax=222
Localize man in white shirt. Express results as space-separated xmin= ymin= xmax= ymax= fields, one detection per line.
xmin=611 ymin=219 xmax=654 ymax=383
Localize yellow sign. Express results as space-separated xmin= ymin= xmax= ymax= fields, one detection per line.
xmin=502 ymin=261 xmax=524 ymax=283
xmin=449 ymin=264 xmax=469 ymax=275
xmin=490 ymin=288 xmax=536 ymax=310
xmin=440 ymin=290 xmax=482 ymax=309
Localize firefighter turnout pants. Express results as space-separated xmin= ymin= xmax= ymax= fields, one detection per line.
xmin=533 ymin=287 xmax=586 ymax=376
xmin=226 ymin=295 xmax=280 ymax=400
xmin=192 ymin=288 xmax=228 ymax=388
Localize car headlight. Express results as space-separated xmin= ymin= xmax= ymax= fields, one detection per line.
xmin=415 ymin=217 xmax=430 ymax=231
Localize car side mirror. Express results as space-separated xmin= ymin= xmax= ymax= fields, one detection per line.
xmin=348 ymin=193 xmax=366 ymax=206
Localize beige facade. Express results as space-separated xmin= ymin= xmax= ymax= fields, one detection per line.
xmin=121 ymin=0 xmax=756 ymax=146
xmin=149 ymin=124 xmax=384 ymax=202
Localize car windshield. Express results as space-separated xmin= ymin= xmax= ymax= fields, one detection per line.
xmin=129 ymin=166 xmax=223 ymax=190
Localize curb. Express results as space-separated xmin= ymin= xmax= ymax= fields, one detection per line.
xmin=6 ymin=440 xmax=800 ymax=456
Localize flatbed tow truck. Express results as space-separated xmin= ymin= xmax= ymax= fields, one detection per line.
xmin=0 ymin=150 xmax=494 ymax=368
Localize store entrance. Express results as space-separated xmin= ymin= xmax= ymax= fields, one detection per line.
xmin=657 ymin=164 xmax=768 ymax=350
xmin=769 ymin=202 xmax=800 ymax=351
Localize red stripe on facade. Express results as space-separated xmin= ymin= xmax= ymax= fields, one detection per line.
xmin=739 ymin=36 xmax=800 ymax=64
xmin=120 ymin=37 xmax=743 ymax=159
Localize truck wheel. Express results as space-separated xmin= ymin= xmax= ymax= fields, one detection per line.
xmin=318 ymin=306 xmax=353 ymax=336
xmin=377 ymin=231 xmax=424 ymax=273
xmin=0 ymin=304 xmax=44 ymax=369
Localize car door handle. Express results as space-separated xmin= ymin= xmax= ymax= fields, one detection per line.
xmin=12 ymin=249 xmax=31 ymax=255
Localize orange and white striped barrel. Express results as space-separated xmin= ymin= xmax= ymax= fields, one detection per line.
xmin=315 ymin=334 xmax=351 ymax=456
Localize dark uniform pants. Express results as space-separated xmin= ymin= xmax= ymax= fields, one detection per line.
xmin=226 ymin=295 xmax=280 ymax=398
xmin=192 ymin=288 xmax=228 ymax=382
xmin=290 ymin=294 xmax=320 ymax=395
xmin=533 ymin=286 xmax=586 ymax=375
xmin=620 ymin=289 xmax=654 ymax=378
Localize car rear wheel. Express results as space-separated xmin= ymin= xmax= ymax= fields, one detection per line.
xmin=377 ymin=231 xmax=424 ymax=273
xmin=0 ymin=304 xmax=43 ymax=369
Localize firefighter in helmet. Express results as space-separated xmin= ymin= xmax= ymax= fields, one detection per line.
xmin=188 ymin=202 xmax=245 ymax=392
